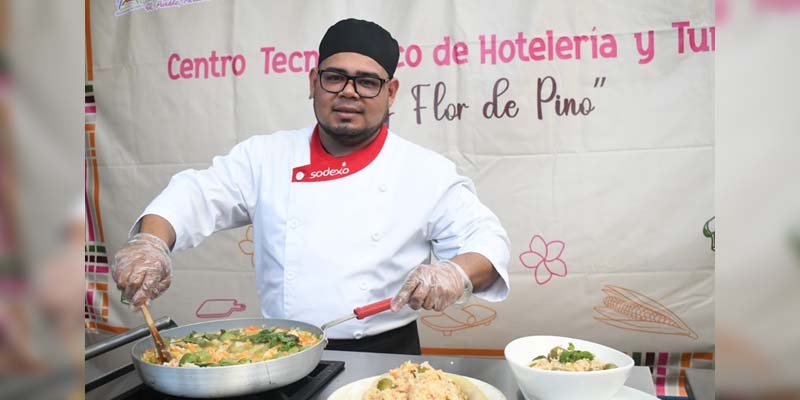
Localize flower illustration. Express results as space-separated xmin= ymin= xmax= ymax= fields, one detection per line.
xmin=519 ymin=235 xmax=567 ymax=285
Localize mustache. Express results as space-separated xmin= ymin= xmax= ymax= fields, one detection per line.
xmin=331 ymin=102 xmax=364 ymax=113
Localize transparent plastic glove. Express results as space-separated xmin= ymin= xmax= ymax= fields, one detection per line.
xmin=112 ymin=233 xmax=172 ymax=308
xmin=391 ymin=260 xmax=473 ymax=312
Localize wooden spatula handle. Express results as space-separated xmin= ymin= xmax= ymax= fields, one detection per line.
xmin=141 ymin=304 xmax=171 ymax=363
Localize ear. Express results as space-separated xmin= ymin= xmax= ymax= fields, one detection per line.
xmin=308 ymin=68 xmax=318 ymax=99
xmin=386 ymin=78 xmax=400 ymax=108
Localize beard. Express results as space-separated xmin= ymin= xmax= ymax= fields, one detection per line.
xmin=315 ymin=105 xmax=388 ymax=147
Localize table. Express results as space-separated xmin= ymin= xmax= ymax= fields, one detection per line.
xmin=685 ymin=368 xmax=714 ymax=400
xmin=314 ymin=350 xmax=656 ymax=399
xmin=86 ymin=345 xmax=657 ymax=399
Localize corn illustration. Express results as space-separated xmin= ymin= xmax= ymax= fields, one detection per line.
xmin=594 ymin=285 xmax=698 ymax=339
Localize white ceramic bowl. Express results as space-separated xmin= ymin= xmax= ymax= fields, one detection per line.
xmin=505 ymin=336 xmax=634 ymax=400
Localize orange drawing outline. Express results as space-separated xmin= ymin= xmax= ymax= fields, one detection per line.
xmin=420 ymin=304 xmax=497 ymax=336
xmin=238 ymin=225 xmax=254 ymax=267
xmin=85 ymin=0 xmax=93 ymax=81
xmin=593 ymin=285 xmax=698 ymax=339
xmin=195 ymin=298 xmax=247 ymax=319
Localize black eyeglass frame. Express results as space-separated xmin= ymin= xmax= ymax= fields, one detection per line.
xmin=316 ymin=69 xmax=390 ymax=98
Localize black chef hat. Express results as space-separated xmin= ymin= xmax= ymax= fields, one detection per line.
xmin=318 ymin=18 xmax=399 ymax=78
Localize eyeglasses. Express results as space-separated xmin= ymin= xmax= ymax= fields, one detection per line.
xmin=317 ymin=69 xmax=389 ymax=98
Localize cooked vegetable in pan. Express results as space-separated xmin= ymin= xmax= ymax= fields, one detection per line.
xmin=141 ymin=325 xmax=320 ymax=367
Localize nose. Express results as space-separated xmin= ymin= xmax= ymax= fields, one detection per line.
xmin=339 ymin=78 xmax=360 ymax=98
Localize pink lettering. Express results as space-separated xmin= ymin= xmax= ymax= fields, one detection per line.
xmin=672 ymin=21 xmax=691 ymax=54
xmin=673 ymin=21 xmax=714 ymax=54
xmin=480 ymin=29 xmax=617 ymax=64
xmin=407 ymin=45 xmax=421 ymax=67
xmin=634 ymin=30 xmax=655 ymax=64
xmin=167 ymin=53 xmax=180 ymax=80
xmin=193 ymin=57 xmax=209 ymax=78
xmin=303 ymin=51 xmax=318 ymax=70
xmin=453 ymin=42 xmax=468 ymax=64
xmin=479 ymin=34 xmax=496 ymax=65
xmin=433 ymin=36 xmax=452 ymax=66
xmin=514 ymin=32 xmax=530 ymax=62
xmin=499 ymin=39 xmax=515 ymax=63
xmin=273 ymin=52 xmax=287 ymax=73
xmin=432 ymin=36 xmax=469 ymax=66
xmin=221 ymin=55 xmax=232 ymax=75
xmin=529 ymin=38 xmax=545 ymax=61
xmin=261 ymin=47 xmax=275 ymax=73
xmin=179 ymin=58 xmax=193 ymax=79
xmin=232 ymin=55 xmax=246 ymax=76
xmin=288 ymin=51 xmax=303 ymax=72
xmin=555 ymin=37 xmax=573 ymax=59
xmin=261 ymin=46 xmax=317 ymax=74
xmin=166 ymin=51 xmax=247 ymax=80
xmin=209 ymin=51 xmax=221 ymax=77
xmin=599 ymin=34 xmax=617 ymax=57
xmin=399 ymin=44 xmax=422 ymax=68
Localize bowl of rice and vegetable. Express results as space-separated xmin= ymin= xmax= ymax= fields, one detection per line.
xmin=504 ymin=336 xmax=634 ymax=400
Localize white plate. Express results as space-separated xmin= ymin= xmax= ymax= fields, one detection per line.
xmin=327 ymin=374 xmax=507 ymax=400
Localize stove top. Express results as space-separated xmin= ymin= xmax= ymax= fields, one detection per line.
xmin=111 ymin=360 xmax=345 ymax=400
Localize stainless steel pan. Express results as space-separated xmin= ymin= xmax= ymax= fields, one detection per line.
xmin=130 ymin=298 xmax=391 ymax=398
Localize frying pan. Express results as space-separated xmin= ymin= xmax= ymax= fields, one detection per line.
xmin=130 ymin=298 xmax=391 ymax=398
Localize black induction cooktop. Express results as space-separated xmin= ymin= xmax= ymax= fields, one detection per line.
xmin=110 ymin=360 xmax=345 ymax=400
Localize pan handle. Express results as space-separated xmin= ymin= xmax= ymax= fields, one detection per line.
xmin=354 ymin=298 xmax=392 ymax=319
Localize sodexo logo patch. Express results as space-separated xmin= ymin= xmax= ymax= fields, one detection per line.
xmin=309 ymin=162 xmax=350 ymax=179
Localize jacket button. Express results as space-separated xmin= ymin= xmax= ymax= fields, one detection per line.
xmin=371 ymin=232 xmax=381 ymax=241
xmin=286 ymin=271 xmax=295 ymax=280
xmin=353 ymin=331 xmax=364 ymax=339
xmin=288 ymin=219 xmax=300 ymax=229
xmin=378 ymin=184 xmax=388 ymax=192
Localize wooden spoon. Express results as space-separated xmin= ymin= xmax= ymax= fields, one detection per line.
xmin=141 ymin=304 xmax=171 ymax=364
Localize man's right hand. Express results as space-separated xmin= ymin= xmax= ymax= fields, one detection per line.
xmin=112 ymin=232 xmax=173 ymax=308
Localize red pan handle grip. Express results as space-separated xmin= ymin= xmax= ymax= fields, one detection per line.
xmin=354 ymin=298 xmax=392 ymax=320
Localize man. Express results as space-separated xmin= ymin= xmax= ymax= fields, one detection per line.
xmin=113 ymin=18 xmax=510 ymax=355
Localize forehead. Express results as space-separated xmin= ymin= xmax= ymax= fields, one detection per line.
xmin=319 ymin=52 xmax=388 ymax=77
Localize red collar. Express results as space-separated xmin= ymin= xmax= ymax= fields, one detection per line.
xmin=292 ymin=124 xmax=388 ymax=182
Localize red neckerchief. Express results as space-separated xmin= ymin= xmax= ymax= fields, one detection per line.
xmin=292 ymin=124 xmax=388 ymax=183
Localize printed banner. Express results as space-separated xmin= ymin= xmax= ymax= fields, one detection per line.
xmin=87 ymin=1 xmax=715 ymax=374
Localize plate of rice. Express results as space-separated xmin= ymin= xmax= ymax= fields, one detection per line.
xmin=327 ymin=361 xmax=506 ymax=400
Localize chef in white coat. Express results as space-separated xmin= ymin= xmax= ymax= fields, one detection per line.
xmin=113 ymin=18 xmax=510 ymax=355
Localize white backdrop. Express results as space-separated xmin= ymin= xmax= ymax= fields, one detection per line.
xmin=86 ymin=0 xmax=714 ymax=358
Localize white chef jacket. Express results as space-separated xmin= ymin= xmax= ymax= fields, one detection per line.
xmin=132 ymin=124 xmax=510 ymax=339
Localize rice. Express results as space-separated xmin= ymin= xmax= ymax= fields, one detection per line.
xmin=362 ymin=361 xmax=467 ymax=400
xmin=529 ymin=357 xmax=613 ymax=372
xmin=528 ymin=343 xmax=617 ymax=372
